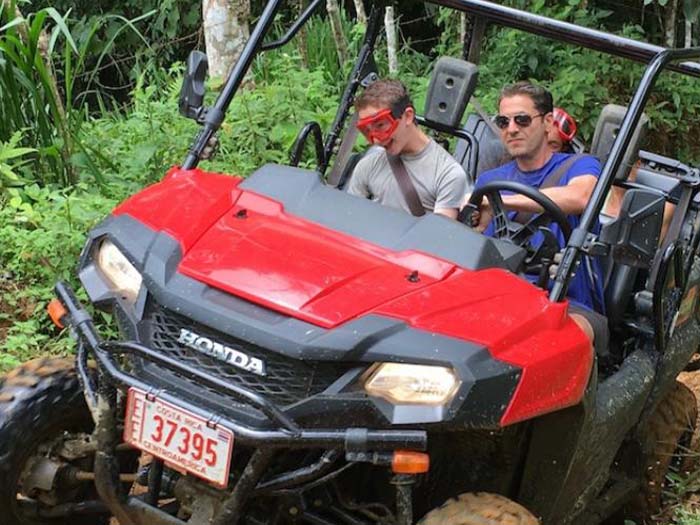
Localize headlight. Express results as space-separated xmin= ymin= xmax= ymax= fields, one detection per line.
xmin=364 ymin=363 xmax=460 ymax=405
xmin=96 ymin=240 xmax=143 ymax=303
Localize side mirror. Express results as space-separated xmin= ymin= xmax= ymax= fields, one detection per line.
xmin=599 ymin=188 xmax=665 ymax=268
xmin=179 ymin=51 xmax=209 ymax=122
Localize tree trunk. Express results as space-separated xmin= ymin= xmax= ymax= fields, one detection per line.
xmin=296 ymin=0 xmax=309 ymax=68
xmin=326 ymin=0 xmax=348 ymax=68
xmin=385 ymin=6 xmax=398 ymax=75
xmin=202 ymin=0 xmax=251 ymax=82
xmin=685 ymin=19 xmax=693 ymax=47
xmin=353 ymin=0 xmax=367 ymax=25
xmin=459 ymin=12 xmax=467 ymax=46
xmin=664 ymin=0 xmax=678 ymax=48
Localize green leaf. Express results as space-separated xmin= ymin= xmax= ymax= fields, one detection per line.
xmin=0 ymin=17 xmax=26 ymax=34
xmin=0 ymin=148 xmax=36 ymax=161
xmin=527 ymin=55 xmax=539 ymax=72
xmin=0 ymin=165 xmax=19 ymax=180
xmin=684 ymin=0 xmax=700 ymax=23
xmin=44 ymin=8 xmax=79 ymax=54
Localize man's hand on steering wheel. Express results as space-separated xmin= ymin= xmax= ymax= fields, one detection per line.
xmin=463 ymin=181 xmax=572 ymax=288
xmin=464 ymin=181 xmax=572 ymax=244
xmin=471 ymin=198 xmax=493 ymax=232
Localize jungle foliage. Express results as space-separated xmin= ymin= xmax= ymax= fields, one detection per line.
xmin=1 ymin=0 xmax=700 ymax=383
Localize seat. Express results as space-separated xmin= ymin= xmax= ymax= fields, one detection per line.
xmin=454 ymin=113 xmax=509 ymax=182
xmin=590 ymin=104 xmax=649 ymax=181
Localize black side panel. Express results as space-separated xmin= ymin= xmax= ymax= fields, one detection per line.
xmin=240 ymin=164 xmax=525 ymax=271
xmin=520 ymin=350 xmax=656 ymax=524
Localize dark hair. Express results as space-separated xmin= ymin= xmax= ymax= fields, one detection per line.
xmin=354 ymin=79 xmax=413 ymax=116
xmin=498 ymin=81 xmax=553 ymax=115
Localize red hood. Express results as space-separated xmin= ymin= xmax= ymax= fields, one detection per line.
xmin=113 ymin=167 xmax=455 ymax=328
xmin=112 ymin=168 xmax=569 ymax=336
xmin=178 ymin=190 xmax=457 ymax=328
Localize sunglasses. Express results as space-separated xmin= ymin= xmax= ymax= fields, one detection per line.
xmin=493 ymin=113 xmax=545 ymax=130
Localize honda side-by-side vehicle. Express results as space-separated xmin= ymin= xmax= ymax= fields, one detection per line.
xmin=3 ymin=1 xmax=700 ymax=524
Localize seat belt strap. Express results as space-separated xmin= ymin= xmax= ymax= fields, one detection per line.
xmin=514 ymin=154 xmax=586 ymax=224
xmin=387 ymin=154 xmax=426 ymax=217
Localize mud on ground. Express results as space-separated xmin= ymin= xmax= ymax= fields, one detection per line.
xmin=0 ymin=278 xmax=37 ymax=348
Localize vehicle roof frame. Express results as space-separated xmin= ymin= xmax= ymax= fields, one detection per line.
xmin=180 ymin=0 xmax=700 ymax=304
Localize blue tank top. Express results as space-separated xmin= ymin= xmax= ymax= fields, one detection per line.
xmin=475 ymin=153 xmax=605 ymax=313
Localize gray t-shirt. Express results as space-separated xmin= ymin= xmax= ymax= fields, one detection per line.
xmin=347 ymin=139 xmax=467 ymax=215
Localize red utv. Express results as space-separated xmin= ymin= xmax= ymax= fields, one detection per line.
xmin=2 ymin=1 xmax=700 ymax=524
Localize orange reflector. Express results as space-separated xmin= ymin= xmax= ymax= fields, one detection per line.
xmin=392 ymin=450 xmax=429 ymax=474
xmin=47 ymin=298 xmax=67 ymax=329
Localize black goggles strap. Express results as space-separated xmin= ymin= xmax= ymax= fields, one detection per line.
xmin=390 ymin=97 xmax=411 ymax=118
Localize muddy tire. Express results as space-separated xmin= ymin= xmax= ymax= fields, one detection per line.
xmin=0 ymin=357 xmax=107 ymax=525
xmin=418 ymin=492 xmax=539 ymax=525
xmin=678 ymin=367 xmax=700 ymax=471
xmin=628 ymin=380 xmax=697 ymax=521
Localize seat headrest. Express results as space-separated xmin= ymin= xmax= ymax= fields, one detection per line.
xmin=590 ymin=104 xmax=649 ymax=181
xmin=424 ymin=57 xmax=479 ymax=128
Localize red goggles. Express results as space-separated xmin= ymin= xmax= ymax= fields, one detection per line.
xmin=356 ymin=108 xmax=401 ymax=144
xmin=552 ymin=107 xmax=577 ymax=142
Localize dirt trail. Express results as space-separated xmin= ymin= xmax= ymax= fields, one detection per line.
xmin=0 ymin=279 xmax=37 ymax=352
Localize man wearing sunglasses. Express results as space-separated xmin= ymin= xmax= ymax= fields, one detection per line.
xmin=347 ymin=79 xmax=467 ymax=218
xmin=471 ymin=81 xmax=605 ymax=348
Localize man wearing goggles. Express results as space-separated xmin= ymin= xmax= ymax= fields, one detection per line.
xmin=471 ymin=81 xmax=605 ymax=350
xmin=347 ymin=79 xmax=467 ymax=219
xmin=548 ymin=107 xmax=578 ymax=153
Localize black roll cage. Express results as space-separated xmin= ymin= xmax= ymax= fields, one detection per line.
xmin=181 ymin=0 xmax=700 ymax=304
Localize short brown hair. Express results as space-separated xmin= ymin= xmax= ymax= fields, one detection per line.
xmin=499 ymin=81 xmax=553 ymax=115
xmin=354 ymin=79 xmax=413 ymax=115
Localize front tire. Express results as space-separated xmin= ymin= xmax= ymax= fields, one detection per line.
xmin=678 ymin=367 xmax=700 ymax=472
xmin=418 ymin=492 xmax=539 ymax=525
xmin=0 ymin=357 xmax=107 ymax=525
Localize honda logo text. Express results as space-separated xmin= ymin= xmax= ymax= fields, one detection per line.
xmin=177 ymin=329 xmax=266 ymax=376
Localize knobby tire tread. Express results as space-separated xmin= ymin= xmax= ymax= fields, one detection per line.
xmin=0 ymin=357 xmax=101 ymax=525
xmin=418 ymin=492 xmax=539 ymax=525
xmin=678 ymin=367 xmax=700 ymax=471
xmin=629 ymin=380 xmax=697 ymax=521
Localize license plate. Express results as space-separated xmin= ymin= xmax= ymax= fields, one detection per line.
xmin=124 ymin=388 xmax=234 ymax=488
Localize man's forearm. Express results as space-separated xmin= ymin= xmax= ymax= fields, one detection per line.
xmin=502 ymin=177 xmax=596 ymax=216
xmin=435 ymin=207 xmax=458 ymax=219
xmin=503 ymin=188 xmax=584 ymax=215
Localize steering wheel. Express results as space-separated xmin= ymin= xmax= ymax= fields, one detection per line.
xmin=465 ymin=180 xmax=572 ymax=287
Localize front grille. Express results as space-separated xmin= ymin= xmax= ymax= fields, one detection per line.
xmin=143 ymin=306 xmax=352 ymax=407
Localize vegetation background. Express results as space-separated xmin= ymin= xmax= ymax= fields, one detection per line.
xmin=1 ymin=0 xmax=700 ymax=521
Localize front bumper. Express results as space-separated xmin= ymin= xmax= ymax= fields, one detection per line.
xmin=54 ymin=280 xmax=427 ymax=525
